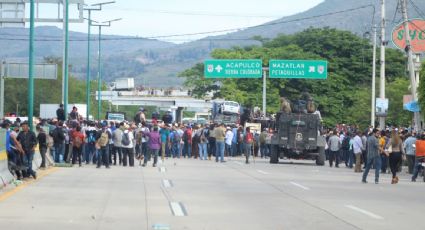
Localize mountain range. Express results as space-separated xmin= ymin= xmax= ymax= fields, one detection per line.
xmin=0 ymin=0 xmax=424 ymax=87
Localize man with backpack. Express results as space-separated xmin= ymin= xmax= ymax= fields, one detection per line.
xmin=196 ymin=124 xmax=209 ymax=160
xmin=96 ymin=123 xmax=111 ymax=169
xmin=71 ymin=126 xmax=85 ymax=166
xmin=121 ymin=124 xmax=135 ymax=167
xmin=171 ymin=126 xmax=182 ymax=158
xmin=112 ymin=123 xmax=123 ymax=165
xmin=341 ymin=132 xmax=351 ymax=167
xmin=85 ymin=122 xmax=98 ymax=164
xmin=259 ymin=129 xmax=268 ymax=158
xmin=183 ymin=126 xmax=192 ymax=158
xmin=51 ymin=121 xmax=66 ymax=163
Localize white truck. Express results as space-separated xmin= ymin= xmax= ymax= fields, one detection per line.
xmin=112 ymin=78 xmax=135 ymax=91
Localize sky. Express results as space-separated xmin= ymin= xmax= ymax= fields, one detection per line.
xmin=35 ymin=0 xmax=324 ymax=43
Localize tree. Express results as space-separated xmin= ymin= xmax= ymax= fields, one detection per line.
xmin=179 ymin=28 xmax=409 ymax=128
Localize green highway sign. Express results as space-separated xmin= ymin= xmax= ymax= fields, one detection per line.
xmin=204 ymin=59 xmax=262 ymax=78
xmin=269 ymin=60 xmax=328 ymax=79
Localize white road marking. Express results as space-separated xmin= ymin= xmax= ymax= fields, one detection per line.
xmin=162 ymin=179 xmax=172 ymax=188
xmin=257 ymin=170 xmax=270 ymax=175
xmin=170 ymin=202 xmax=187 ymax=217
xmin=233 ymin=161 xmax=243 ymax=165
xmin=345 ymin=205 xmax=384 ymax=220
xmin=290 ymin=182 xmax=310 ymax=190
xmin=159 ymin=167 xmax=166 ymax=173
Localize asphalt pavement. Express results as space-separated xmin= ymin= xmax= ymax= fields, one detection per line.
xmin=0 ymin=156 xmax=423 ymax=230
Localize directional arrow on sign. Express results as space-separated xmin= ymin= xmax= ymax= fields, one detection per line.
xmin=215 ymin=65 xmax=223 ymax=73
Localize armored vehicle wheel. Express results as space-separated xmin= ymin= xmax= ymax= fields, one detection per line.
xmin=316 ymin=147 xmax=325 ymax=166
xmin=270 ymin=145 xmax=279 ymax=164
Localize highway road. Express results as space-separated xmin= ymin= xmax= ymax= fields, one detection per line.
xmin=0 ymin=157 xmax=423 ymax=230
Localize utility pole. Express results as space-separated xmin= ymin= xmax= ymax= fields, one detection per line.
xmin=400 ymin=0 xmax=420 ymax=131
xmin=371 ymin=26 xmax=377 ymax=127
xmin=379 ymin=0 xmax=386 ymax=130
xmin=62 ymin=0 xmax=69 ymax=120
xmin=28 ymin=0 xmax=35 ymax=130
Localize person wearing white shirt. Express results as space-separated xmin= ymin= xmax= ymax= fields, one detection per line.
xmin=121 ymin=124 xmax=135 ymax=167
xmin=353 ymin=131 xmax=363 ymax=172
xmin=225 ymin=127 xmax=234 ymax=157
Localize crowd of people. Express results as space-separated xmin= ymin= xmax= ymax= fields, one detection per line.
xmin=2 ymin=104 xmax=424 ymax=184
xmin=324 ymin=126 xmax=425 ymax=184
xmin=1 ymin=106 xmax=279 ymax=182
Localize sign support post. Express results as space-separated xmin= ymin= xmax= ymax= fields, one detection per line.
xmin=262 ymin=68 xmax=268 ymax=117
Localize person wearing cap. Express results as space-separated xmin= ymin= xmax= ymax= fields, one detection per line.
xmin=214 ymin=123 xmax=226 ymax=163
xmin=96 ymin=123 xmax=111 ymax=169
xmin=121 ymin=124 xmax=135 ymax=167
xmin=162 ymin=109 xmax=173 ymax=125
xmin=362 ymin=128 xmax=382 ymax=184
xmin=134 ymin=107 xmax=146 ymax=125
xmin=56 ymin=104 xmax=65 ymax=122
xmin=17 ymin=122 xmax=37 ymax=179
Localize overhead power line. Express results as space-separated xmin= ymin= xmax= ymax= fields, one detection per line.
xmin=0 ymin=4 xmax=376 ymax=42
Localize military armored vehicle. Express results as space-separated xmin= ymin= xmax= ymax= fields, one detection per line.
xmin=269 ymin=97 xmax=326 ymax=165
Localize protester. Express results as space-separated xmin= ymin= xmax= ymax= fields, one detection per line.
xmin=71 ymin=126 xmax=85 ymax=166
xmin=352 ymin=131 xmax=363 ymax=172
xmin=404 ymin=132 xmax=416 ymax=174
xmin=214 ymin=123 xmax=226 ymax=163
xmin=17 ymin=122 xmax=37 ymax=179
xmin=243 ymin=127 xmax=254 ymax=164
xmin=96 ymin=123 xmax=111 ymax=169
xmin=388 ymin=130 xmax=405 ymax=184
xmin=112 ymin=122 xmax=123 ymax=165
xmin=225 ymin=126 xmax=234 ymax=157
xmin=56 ymin=104 xmax=65 ymax=121
xmin=36 ymin=125 xmax=48 ymax=169
xmin=327 ymin=131 xmax=340 ymax=167
xmin=362 ymin=128 xmax=381 ymax=184
xmin=121 ymin=124 xmax=135 ymax=167
xmin=142 ymin=126 xmax=161 ymax=167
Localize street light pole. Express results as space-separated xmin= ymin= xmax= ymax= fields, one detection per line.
xmin=28 ymin=0 xmax=35 ymax=130
xmin=371 ymin=26 xmax=377 ymax=127
xmin=97 ymin=25 xmax=102 ymax=120
xmin=379 ymin=0 xmax=386 ymax=130
xmin=86 ymin=10 xmax=92 ymax=120
xmin=83 ymin=1 xmax=115 ymax=120
xmin=92 ymin=18 xmax=121 ymax=120
xmin=62 ymin=0 xmax=69 ymax=120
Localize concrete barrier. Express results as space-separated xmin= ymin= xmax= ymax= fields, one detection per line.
xmin=0 ymin=129 xmax=14 ymax=189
